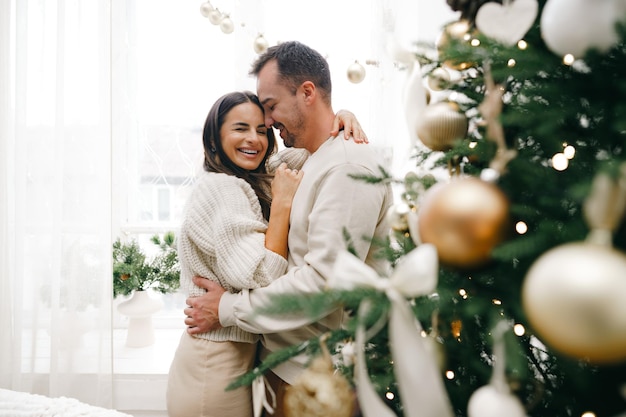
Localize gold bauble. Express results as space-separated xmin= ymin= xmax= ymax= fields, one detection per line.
xmin=347 ymin=61 xmax=366 ymax=84
xmin=416 ymin=101 xmax=468 ymax=151
xmin=284 ymin=345 xmax=354 ymax=417
xmin=522 ymin=242 xmax=626 ymax=364
xmin=416 ymin=177 xmax=509 ymax=269
xmin=436 ymin=19 xmax=474 ymax=70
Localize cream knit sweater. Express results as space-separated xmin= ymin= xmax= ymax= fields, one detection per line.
xmin=179 ymin=149 xmax=309 ymax=343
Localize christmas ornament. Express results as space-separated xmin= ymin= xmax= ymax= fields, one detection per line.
xmin=199 ymin=1 xmax=214 ymax=17
xmin=446 ymin=0 xmax=500 ymax=24
xmin=386 ymin=202 xmax=412 ymax=232
xmin=436 ymin=20 xmax=474 ymax=70
xmin=219 ymin=15 xmax=234 ymax=34
xmin=475 ymin=0 xmax=538 ymax=46
xmin=467 ymin=321 xmax=526 ymax=417
xmin=416 ymin=175 xmax=510 ymax=269
xmin=427 ymin=67 xmax=451 ymax=91
xmin=207 ymin=8 xmax=222 ymax=25
xmin=331 ymin=245 xmax=454 ymax=417
xmin=416 ymin=101 xmax=468 ymax=151
xmin=283 ymin=336 xmax=354 ymax=417
xmin=347 ymin=61 xmax=366 ymax=84
xmin=540 ymin=0 xmax=626 ymax=58
xmin=522 ymin=167 xmax=626 ymax=364
xmin=253 ymin=34 xmax=269 ymax=54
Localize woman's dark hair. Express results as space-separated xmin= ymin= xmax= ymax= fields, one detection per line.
xmin=202 ymin=91 xmax=276 ymax=220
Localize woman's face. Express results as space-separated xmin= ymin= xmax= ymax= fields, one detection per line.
xmin=220 ymin=102 xmax=269 ymax=171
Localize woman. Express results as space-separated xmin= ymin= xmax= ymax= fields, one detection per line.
xmin=166 ymin=91 xmax=364 ymax=417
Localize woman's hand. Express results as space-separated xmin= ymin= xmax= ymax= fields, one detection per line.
xmin=271 ymin=163 xmax=304 ymax=207
xmin=331 ymin=109 xmax=369 ymax=143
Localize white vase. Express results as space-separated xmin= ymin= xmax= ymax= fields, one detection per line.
xmin=117 ymin=290 xmax=163 ymax=348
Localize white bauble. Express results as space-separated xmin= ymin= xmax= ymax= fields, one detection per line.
xmin=540 ymin=0 xmax=626 ymax=58
xmin=467 ymin=385 xmax=526 ymax=417
xmin=207 ymin=9 xmax=222 ymax=25
xmin=219 ymin=16 xmax=234 ymax=34
xmin=522 ymin=242 xmax=626 ymax=364
xmin=347 ymin=61 xmax=366 ymax=84
xmin=199 ymin=2 xmax=214 ymax=17
xmin=253 ymin=34 xmax=269 ymax=54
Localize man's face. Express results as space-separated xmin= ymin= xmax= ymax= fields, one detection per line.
xmin=256 ymin=60 xmax=305 ymax=148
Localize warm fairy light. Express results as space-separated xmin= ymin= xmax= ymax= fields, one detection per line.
xmin=385 ymin=391 xmax=395 ymax=400
xmin=507 ymin=59 xmax=516 ymax=67
xmin=552 ymin=153 xmax=569 ymax=171
xmin=492 ymin=299 xmax=502 ymax=305
xmin=463 ymin=33 xmax=471 ymax=41
xmin=471 ymin=38 xmax=480 ymax=47
xmin=581 ymin=412 xmax=596 ymax=417
xmin=459 ymin=289 xmax=468 ymax=299
xmin=563 ymin=54 xmax=575 ymax=65
xmin=564 ymin=145 xmax=576 ymax=159
xmin=516 ymin=221 xmax=528 ymax=234
xmin=445 ymin=370 xmax=455 ymax=380
xmin=517 ymin=40 xmax=528 ymax=50
xmin=469 ymin=141 xmax=477 ymax=149
xmin=514 ymin=324 xmax=525 ymax=336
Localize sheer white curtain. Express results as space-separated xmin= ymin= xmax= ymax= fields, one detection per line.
xmin=0 ymin=0 xmax=115 ymax=407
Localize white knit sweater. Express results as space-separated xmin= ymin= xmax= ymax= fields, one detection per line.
xmin=179 ymin=148 xmax=309 ymax=343
xmin=178 ymin=171 xmax=289 ymax=343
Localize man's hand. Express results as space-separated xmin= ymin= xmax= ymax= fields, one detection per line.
xmin=184 ymin=276 xmax=226 ymax=334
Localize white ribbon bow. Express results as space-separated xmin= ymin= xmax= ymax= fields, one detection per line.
xmin=330 ymin=243 xmax=454 ymax=417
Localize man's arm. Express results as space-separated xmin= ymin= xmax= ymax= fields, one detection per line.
xmin=184 ymin=279 xmax=225 ymax=334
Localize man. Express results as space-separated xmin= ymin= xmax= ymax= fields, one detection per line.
xmin=185 ymin=41 xmax=393 ymax=416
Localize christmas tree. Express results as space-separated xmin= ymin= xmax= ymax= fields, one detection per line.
xmin=232 ymin=1 xmax=626 ymax=416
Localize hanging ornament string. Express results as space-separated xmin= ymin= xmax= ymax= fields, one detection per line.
xmin=329 ymin=244 xmax=454 ymax=417
xmin=583 ymin=163 xmax=626 ymax=246
xmin=478 ymin=61 xmax=517 ymax=178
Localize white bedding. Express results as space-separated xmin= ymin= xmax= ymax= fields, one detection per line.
xmin=0 ymin=389 xmax=133 ymax=417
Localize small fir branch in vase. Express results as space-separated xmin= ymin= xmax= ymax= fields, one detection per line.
xmin=112 ymin=231 xmax=180 ymax=298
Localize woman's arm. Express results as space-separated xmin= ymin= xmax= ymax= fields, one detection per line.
xmin=330 ymin=109 xmax=369 ymax=143
xmin=265 ymin=163 xmax=303 ymax=258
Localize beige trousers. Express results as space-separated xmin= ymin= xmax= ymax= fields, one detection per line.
xmin=166 ymin=332 xmax=257 ymax=417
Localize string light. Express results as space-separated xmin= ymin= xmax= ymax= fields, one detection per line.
xmin=563 ymin=54 xmax=575 ymax=65
xmin=517 ymin=39 xmax=528 ymax=50
xmin=551 ymin=152 xmax=569 ymax=171
xmin=515 ymin=221 xmax=528 ymax=234
xmin=445 ymin=370 xmax=455 ymax=380
xmin=564 ymin=144 xmax=576 ymax=159
xmin=513 ymin=324 xmax=525 ymax=336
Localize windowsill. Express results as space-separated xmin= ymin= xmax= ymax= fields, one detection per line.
xmin=113 ymin=328 xmax=181 ymax=375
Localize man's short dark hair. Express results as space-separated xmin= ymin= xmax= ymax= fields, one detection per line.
xmin=250 ymin=41 xmax=332 ymax=104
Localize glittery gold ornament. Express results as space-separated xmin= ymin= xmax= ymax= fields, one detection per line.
xmin=284 ymin=340 xmax=354 ymax=417
xmin=436 ymin=19 xmax=474 ymax=70
xmin=416 ymin=177 xmax=510 ymax=269
xmin=416 ymin=101 xmax=468 ymax=151
xmin=347 ymin=61 xmax=366 ymax=84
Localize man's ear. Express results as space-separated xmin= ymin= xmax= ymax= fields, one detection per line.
xmin=301 ymin=81 xmax=316 ymax=103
